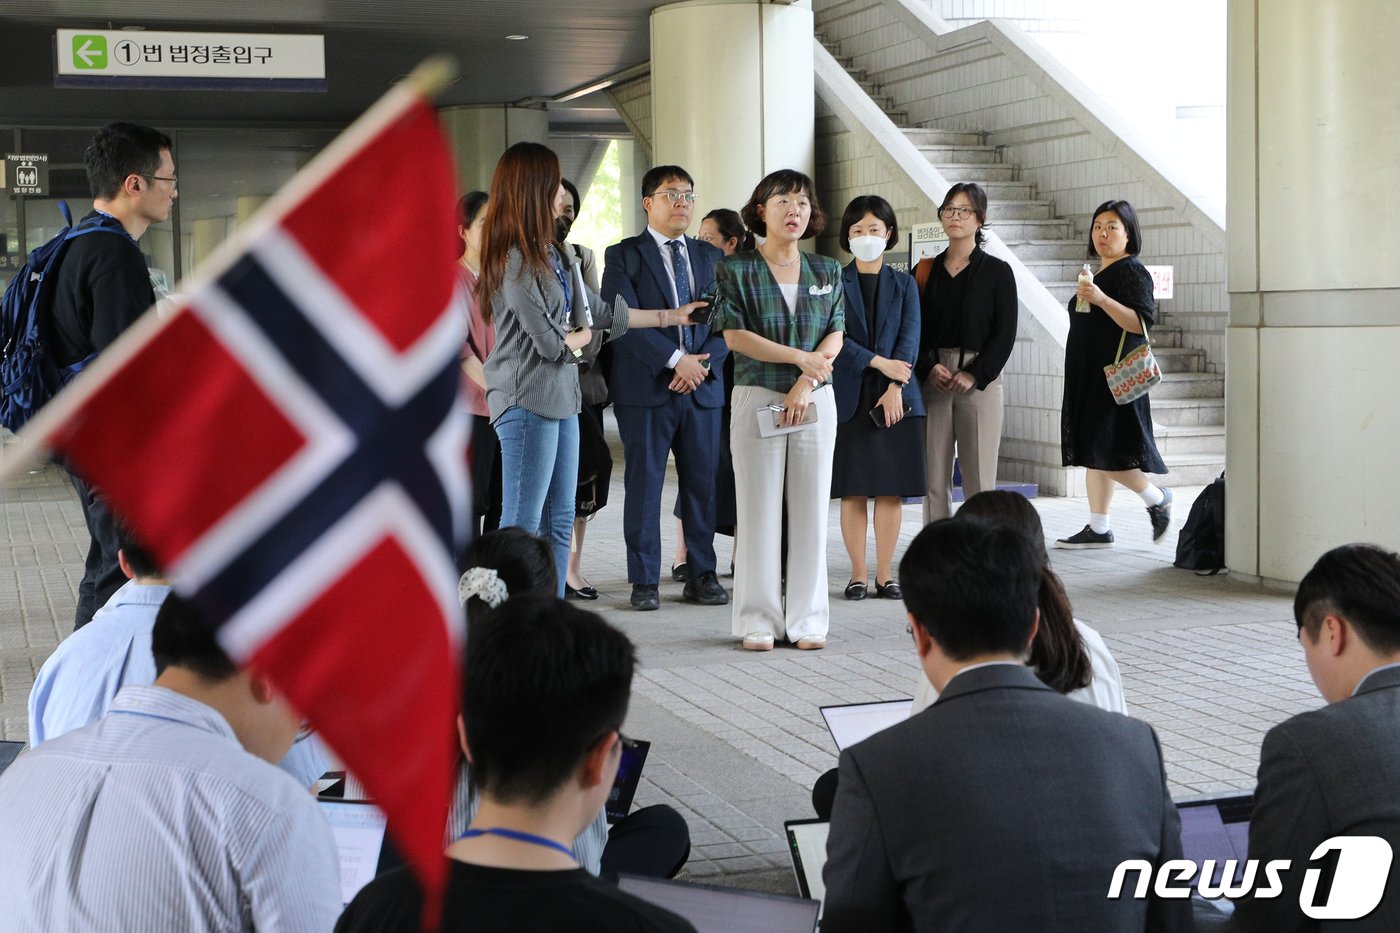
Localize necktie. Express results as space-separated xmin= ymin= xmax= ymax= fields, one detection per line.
xmin=667 ymin=239 xmax=693 ymax=352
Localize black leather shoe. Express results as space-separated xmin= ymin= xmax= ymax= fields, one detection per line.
xmin=670 ymin=562 xmax=689 ymax=583
xmin=874 ymin=580 xmax=902 ymax=600
xmin=565 ymin=583 xmax=598 ymax=601
xmin=630 ymin=584 xmax=660 ymax=611
xmin=682 ymin=570 xmax=730 ymax=606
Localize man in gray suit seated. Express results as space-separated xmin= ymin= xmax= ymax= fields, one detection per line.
xmin=1235 ymin=544 xmax=1400 ymax=932
xmin=821 ymin=518 xmax=1190 ymax=932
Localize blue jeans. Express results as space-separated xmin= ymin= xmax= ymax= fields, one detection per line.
xmin=495 ymin=406 xmax=578 ymax=597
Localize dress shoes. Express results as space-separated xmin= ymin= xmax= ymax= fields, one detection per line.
xmin=670 ymin=562 xmax=689 ymax=583
xmin=630 ymin=583 xmax=660 ymax=611
xmin=682 ymin=570 xmax=729 ymax=606
xmin=565 ymin=583 xmax=598 ymax=601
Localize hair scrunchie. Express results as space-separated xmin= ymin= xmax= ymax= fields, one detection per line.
xmin=458 ymin=566 xmax=509 ymax=609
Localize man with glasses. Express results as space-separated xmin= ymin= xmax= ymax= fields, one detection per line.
xmin=51 ymin=122 xmax=177 ymax=629
xmin=602 ymin=166 xmax=730 ymax=612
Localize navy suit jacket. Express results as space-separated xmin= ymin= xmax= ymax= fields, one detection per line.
xmin=832 ymin=262 xmax=924 ymax=423
xmin=601 ymin=232 xmax=728 ymax=409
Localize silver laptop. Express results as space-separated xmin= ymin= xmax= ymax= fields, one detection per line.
xmin=318 ymin=798 xmax=394 ymax=906
xmin=819 ymin=699 xmax=912 ymax=751
xmin=617 ymin=874 xmax=820 ymax=933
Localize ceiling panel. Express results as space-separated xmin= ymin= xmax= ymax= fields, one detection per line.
xmin=0 ymin=1 xmax=661 ymax=127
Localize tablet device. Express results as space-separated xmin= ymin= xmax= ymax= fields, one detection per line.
xmin=819 ymin=699 xmax=912 ymax=751
xmin=1177 ymin=791 xmax=1254 ymax=888
xmin=618 ymin=874 xmax=820 ymax=933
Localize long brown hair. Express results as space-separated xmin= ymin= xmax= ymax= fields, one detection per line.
xmin=477 ymin=142 xmax=561 ymax=324
xmin=955 ymin=491 xmax=1092 ymax=694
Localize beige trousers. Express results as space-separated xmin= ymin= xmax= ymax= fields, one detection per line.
xmin=922 ymin=348 xmax=1005 ymax=522
xmin=729 ymin=384 xmax=837 ymax=641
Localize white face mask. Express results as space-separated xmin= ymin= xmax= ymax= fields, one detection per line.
xmin=848 ymin=235 xmax=887 ymax=263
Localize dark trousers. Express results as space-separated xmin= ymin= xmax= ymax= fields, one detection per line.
xmin=469 ymin=414 xmax=503 ymax=538
xmin=67 ymin=469 xmax=126 ymax=630
xmin=600 ymin=805 xmax=692 ymax=882
xmin=614 ymin=398 xmax=720 ymax=584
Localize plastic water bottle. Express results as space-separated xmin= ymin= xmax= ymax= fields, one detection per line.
xmin=1076 ymin=263 xmax=1093 ymax=313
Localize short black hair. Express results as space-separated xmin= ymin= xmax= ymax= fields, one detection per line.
xmin=839 ymin=194 xmax=899 ymax=253
xmin=898 ymin=518 xmax=1041 ymax=660
xmin=463 ymin=595 xmax=636 ymax=804
xmin=459 ymin=528 xmax=556 ymax=623
xmin=939 ymin=182 xmax=989 ymax=247
xmin=641 ymin=165 xmax=694 ymax=200
xmin=115 ymin=522 xmax=161 ymax=579
xmin=151 ymin=592 xmax=237 ymax=680
xmin=1294 ymin=544 xmax=1400 ymax=653
xmin=1087 ymin=199 xmax=1142 ymax=258
xmin=85 ymin=122 xmax=173 ymax=201
xmin=741 ymin=169 xmax=827 ymax=241
xmin=560 ymin=178 xmax=582 ymax=215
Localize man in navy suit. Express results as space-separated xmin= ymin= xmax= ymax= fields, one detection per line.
xmin=602 ymin=166 xmax=729 ymax=611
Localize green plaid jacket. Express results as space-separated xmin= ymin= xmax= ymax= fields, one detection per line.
xmin=711 ymin=250 xmax=846 ymax=391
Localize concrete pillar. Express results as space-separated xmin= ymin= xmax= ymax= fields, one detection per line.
xmin=614 ymin=138 xmax=650 ymax=236
xmin=1226 ymin=0 xmax=1400 ymax=584
xmin=439 ymin=106 xmax=550 ymax=195
xmin=650 ymin=0 xmax=815 ymax=228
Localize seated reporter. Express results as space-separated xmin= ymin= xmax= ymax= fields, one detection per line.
xmin=336 ymin=595 xmax=695 ymax=933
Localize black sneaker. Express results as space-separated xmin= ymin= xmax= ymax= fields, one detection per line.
xmin=1054 ymin=525 xmax=1115 ymax=549
xmin=683 ymin=571 xmax=730 ymax=606
xmin=1147 ymin=487 xmax=1174 ymax=542
xmin=630 ymin=584 xmax=660 ymax=611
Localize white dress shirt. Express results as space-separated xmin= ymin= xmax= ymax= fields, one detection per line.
xmin=646 ymin=226 xmax=693 ymax=369
xmin=0 ymin=685 xmax=341 ymax=933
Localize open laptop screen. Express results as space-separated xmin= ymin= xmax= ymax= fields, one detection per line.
xmin=820 ymin=699 xmax=912 ymax=751
xmin=785 ymin=818 xmax=829 ymax=909
xmin=1177 ymin=793 xmax=1254 ymax=887
xmin=318 ymin=799 xmax=392 ymax=906
xmin=617 ymin=874 xmax=820 ymax=933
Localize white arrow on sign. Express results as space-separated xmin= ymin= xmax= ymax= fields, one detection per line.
xmin=75 ymin=39 xmax=101 ymax=67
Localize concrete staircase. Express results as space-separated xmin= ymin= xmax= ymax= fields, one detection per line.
xmin=819 ymin=37 xmax=1227 ymax=487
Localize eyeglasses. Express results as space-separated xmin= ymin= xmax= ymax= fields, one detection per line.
xmin=648 ymin=189 xmax=696 ymax=205
xmin=938 ymin=206 xmax=974 ymax=219
xmin=140 ymin=173 xmax=178 ymax=188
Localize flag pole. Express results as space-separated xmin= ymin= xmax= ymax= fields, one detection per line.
xmin=0 ymin=55 xmax=459 ymax=487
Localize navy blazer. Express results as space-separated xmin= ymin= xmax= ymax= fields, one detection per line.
xmin=832 ymin=262 xmax=924 ymax=423
xmin=601 ymin=232 xmax=729 ymax=409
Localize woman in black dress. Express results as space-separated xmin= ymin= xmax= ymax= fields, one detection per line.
xmin=1056 ymin=199 xmax=1172 ymax=549
xmin=829 ymin=195 xmax=925 ymax=599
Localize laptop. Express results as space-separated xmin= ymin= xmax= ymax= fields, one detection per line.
xmin=0 ymin=740 xmax=24 ymax=777
xmin=605 ymin=736 xmax=651 ymax=823
xmin=819 ymin=699 xmax=912 ymax=751
xmin=617 ymin=874 xmax=820 ymax=933
xmin=1176 ymin=791 xmax=1254 ymax=888
xmin=784 ymin=818 xmax=830 ymax=912
xmin=318 ymin=798 xmax=400 ymax=906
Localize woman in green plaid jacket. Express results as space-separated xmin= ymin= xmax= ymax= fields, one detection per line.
xmin=711 ymin=169 xmax=845 ymax=652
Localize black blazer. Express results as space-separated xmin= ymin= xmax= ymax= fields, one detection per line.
xmin=832 ymin=263 xmax=924 ymax=423
xmin=915 ymin=246 xmax=1017 ymax=389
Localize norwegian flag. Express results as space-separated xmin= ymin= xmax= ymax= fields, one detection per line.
xmin=26 ymin=81 xmax=466 ymax=921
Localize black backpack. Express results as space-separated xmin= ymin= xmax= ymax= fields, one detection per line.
xmin=0 ymin=202 xmax=127 ymax=432
xmin=1175 ymin=473 xmax=1226 ymax=574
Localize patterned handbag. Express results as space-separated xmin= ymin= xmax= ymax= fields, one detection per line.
xmin=1103 ymin=315 xmax=1161 ymax=405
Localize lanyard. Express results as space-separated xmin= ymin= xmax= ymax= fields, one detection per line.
xmin=459 ymin=827 xmax=576 ymax=861
xmin=548 ymin=248 xmax=572 ymax=321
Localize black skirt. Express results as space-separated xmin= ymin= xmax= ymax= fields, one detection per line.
xmin=831 ymin=370 xmax=927 ymax=498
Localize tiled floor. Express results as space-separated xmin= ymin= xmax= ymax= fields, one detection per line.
xmin=1 ymin=427 xmax=1315 ymax=893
